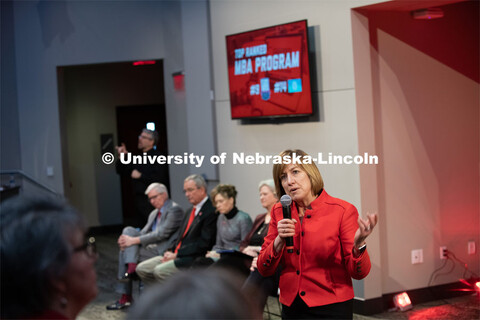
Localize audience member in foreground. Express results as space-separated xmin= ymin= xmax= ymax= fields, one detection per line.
xmin=136 ymin=174 xmax=217 ymax=284
xmin=106 ymin=183 xmax=185 ymax=310
xmin=127 ymin=269 xmax=262 ymax=319
xmin=1 ymin=196 xmax=98 ymax=319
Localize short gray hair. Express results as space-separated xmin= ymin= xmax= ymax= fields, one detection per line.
xmin=145 ymin=183 xmax=169 ymax=198
xmin=1 ymin=196 xmax=85 ymax=319
xmin=258 ymin=179 xmax=276 ymax=196
xmin=142 ymin=128 xmax=159 ymax=145
xmin=185 ymin=174 xmax=207 ymax=191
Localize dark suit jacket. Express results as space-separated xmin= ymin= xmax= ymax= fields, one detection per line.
xmin=173 ymin=198 xmax=217 ymax=269
xmin=115 ymin=148 xmax=169 ymax=196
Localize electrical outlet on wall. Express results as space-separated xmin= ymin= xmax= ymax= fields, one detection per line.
xmin=411 ymin=249 xmax=423 ymax=264
xmin=440 ymin=246 xmax=447 ymax=259
xmin=468 ymin=241 xmax=476 ymax=255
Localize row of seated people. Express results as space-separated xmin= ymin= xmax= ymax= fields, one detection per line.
xmin=107 ymin=173 xmax=279 ymax=313
xmin=0 ymin=193 xmax=261 ymax=319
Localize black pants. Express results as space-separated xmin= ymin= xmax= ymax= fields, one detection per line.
xmin=282 ymin=295 xmax=353 ymax=319
xmin=242 ymin=268 xmax=280 ymax=313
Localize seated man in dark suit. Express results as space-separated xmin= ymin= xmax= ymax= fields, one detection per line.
xmin=106 ymin=183 xmax=185 ymax=310
xmin=136 ymin=174 xmax=217 ymax=285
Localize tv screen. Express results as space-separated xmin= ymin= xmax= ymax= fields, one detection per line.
xmin=226 ymin=20 xmax=313 ymax=119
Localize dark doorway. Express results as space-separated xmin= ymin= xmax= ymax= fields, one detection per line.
xmin=116 ymin=105 xmax=170 ymax=226
xmin=58 ymin=59 xmax=167 ymax=229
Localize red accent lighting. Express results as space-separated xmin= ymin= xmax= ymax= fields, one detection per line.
xmin=475 ymin=281 xmax=480 ymax=291
xmin=133 ymin=60 xmax=156 ymax=66
xmin=393 ymin=292 xmax=413 ymax=311
xmin=411 ymin=8 xmax=444 ymax=20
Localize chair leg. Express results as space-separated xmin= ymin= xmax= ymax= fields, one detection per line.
xmin=264 ymin=297 xmax=271 ymax=320
xmin=138 ymin=280 xmax=144 ymax=294
xmin=276 ymin=295 xmax=282 ymax=316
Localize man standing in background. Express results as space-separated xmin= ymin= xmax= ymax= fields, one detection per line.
xmin=116 ymin=128 xmax=169 ymax=226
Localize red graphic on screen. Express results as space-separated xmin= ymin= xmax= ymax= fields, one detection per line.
xmin=226 ymin=20 xmax=313 ymax=119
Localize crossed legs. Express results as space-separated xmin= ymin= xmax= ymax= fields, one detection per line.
xmin=136 ymin=257 xmax=179 ymax=285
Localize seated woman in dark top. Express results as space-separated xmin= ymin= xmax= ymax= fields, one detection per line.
xmin=240 ymin=179 xmax=278 ymax=257
xmin=241 ymin=179 xmax=281 ymax=313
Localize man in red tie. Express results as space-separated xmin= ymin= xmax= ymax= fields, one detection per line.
xmin=136 ymin=174 xmax=218 ymax=285
xmin=107 ymin=183 xmax=185 ymax=310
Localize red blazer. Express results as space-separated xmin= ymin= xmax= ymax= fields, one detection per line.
xmin=257 ymin=190 xmax=371 ymax=307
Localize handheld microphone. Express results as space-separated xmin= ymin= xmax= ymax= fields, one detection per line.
xmin=280 ymin=195 xmax=294 ymax=253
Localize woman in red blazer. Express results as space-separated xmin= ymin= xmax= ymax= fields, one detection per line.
xmin=257 ymin=149 xmax=377 ymax=319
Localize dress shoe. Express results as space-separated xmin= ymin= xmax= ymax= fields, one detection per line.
xmin=118 ymin=271 xmax=139 ymax=282
xmin=106 ymin=300 xmax=131 ymax=310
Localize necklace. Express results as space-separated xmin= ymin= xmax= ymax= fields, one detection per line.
xmin=257 ymin=223 xmax=267 ymax=235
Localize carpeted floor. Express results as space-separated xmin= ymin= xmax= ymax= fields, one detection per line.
xmin=78 ymin=233 xmax=480 ymax=320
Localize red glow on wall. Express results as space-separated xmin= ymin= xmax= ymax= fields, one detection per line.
xmin=133 ymin=60 xmax=156 ymax=66
xmin=353 ymin=1 xmax=479 ymax=83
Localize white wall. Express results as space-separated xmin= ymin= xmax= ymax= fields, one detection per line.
xmin=181 ymin=0 xmax=218 ymax=180
xmin=378 ymin=29 xmax=479 ymax=293
xmin=209 ymin=0 xmax=379 ymax=223
xmin=352 ymin=3 xmax=480 ymax=299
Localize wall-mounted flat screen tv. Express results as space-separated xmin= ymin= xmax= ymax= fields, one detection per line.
xmin=226 ymin=20 xmax=313 ymax=119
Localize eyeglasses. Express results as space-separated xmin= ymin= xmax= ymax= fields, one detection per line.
xmin=148 ymin=193 xmax=163 ymax=201
xmin=138 ymin=135 xmax=153 ymax=140
xmin=74 ymin=237 xmax=97 ymax=258
xmin=183 ymin=187 xmax=199 ymax=194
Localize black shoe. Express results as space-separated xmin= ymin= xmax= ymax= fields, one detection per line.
xmin=119 ymin=271 xmax=139 ymax=282
xmin=106 ymin=300 xmax=132 ymax=310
